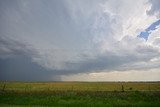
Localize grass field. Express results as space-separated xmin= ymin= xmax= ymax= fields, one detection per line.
xmin=0 ymin=82 xmax=160 ymax=107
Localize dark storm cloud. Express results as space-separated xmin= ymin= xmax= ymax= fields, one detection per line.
xmin=0 ymin=36 xmax=33 ymax=58
xmin=56 ymin=36 xmax=160 ymax=75
xmin=63 ymin=54 xmax=135 ymax=74
xmin=0 ymin=37 xmax=60 ymax=81
xmin=1 ymin=36 xmax=159 ymax=80
xmin=63 ymin=47 xmax=160 ymax=74
xmin=0 ymin=55 xmax=60 ymax=81
xmin=1 ymin=30 xmax=159 ymax=81
xmin=0 ymin=0 xmax=160 ymax=81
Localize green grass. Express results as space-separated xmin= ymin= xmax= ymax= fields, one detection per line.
xmin=0 ymin=82 xmax=160 ymax=107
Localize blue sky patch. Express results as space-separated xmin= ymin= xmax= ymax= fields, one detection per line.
xmin=138 ymin=19 xmax=160 ymax=41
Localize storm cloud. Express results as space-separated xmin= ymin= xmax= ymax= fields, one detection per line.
xmin=0 ymin=0 xmax=160 ymax=81
xmin=0 ymin=37 xmax=60 ymax=81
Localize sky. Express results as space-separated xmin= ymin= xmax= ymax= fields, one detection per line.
xmin=0 ymin=0 xmax=160 ymax=81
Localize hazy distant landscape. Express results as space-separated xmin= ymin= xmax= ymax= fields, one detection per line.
xmin=0 ymin=82 xmax=160 ymax=106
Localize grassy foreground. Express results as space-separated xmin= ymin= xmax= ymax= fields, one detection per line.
xmin=0 ymin=82 xmax=160 ymax=107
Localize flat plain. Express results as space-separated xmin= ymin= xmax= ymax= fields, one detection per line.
xmin=0 ymin=82 xmax=160 ymax=107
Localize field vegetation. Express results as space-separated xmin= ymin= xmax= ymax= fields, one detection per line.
xmin=0 ymin=82 xmax=160 ymax=107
